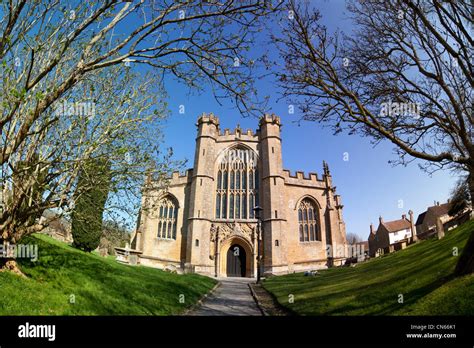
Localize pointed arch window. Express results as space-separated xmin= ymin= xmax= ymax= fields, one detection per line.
xmin=223 ymin=170 xmax=228 ymax=190
xmin=215 ymin=193 xmax=221 ymax=218
xmin=215 ymin=147 xmax=258 ymax=220
xmin=229 ymin=194 xmax=234 ymax=219
xmin=236 ymin=171 xmax=241 ymax=190
xmin=236 ymin=194 xmax=241 ymax=219
xmin=157 ymin=197 xmax=178 ymax=240
xmin=217 ymin=170 xmax=222 ymax=189
xmin=249 ymin=193 xmax=255 ymax=219
xmin=230 ymin=171 xmax=235 ymax=189
xmin=158 ymin=221 xmax=163 ymax=238
xmin=298 ymin=198 xmax=321 ymax=242
xmin=222 ymin=193 xmax=227 ymax=219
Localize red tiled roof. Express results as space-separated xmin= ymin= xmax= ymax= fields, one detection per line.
xmin=427 ymin=203 xmax=451 ymax=217
xmin=416 ymin=202 xmax=451 ymax=225
xmin=382 ymin=219 xmax=411 ymax=232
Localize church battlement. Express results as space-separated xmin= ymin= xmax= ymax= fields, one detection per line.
xmin=197 ymin=113 xmax=259 ymax=140
xmin=197 ymin=112 xmax=220 ymax=127
xmin=197 ymin=112 xmax=284 ymax=139
xmin=169 ymin=169 xmax=193 ymax=184
xmin=218 ymin=126 xmax=256 ymax=138
xmin=259 ymin=113 xmax=281 ymax=126
xmin=171 ymin=169 xmax=193 ymax=178
xmin=283 ymin=169 xmax=325 ymax=186
xmin=215 ymin=125 xmax=258 ymax=142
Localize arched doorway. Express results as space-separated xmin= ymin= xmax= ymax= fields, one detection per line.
xmin=226 ymin=244 xmax=246 ymax=277
xmin=219 ymin=236 xmax=254 ymax=278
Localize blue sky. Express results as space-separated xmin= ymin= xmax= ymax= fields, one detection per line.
xmin=146 ymin=0 xmax=457 ymax=240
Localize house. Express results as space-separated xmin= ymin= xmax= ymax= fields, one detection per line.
xmin=368 ymin=211 xmax=416 ymax=257
xmin=416 ymin=201 xmax=472 ymax=239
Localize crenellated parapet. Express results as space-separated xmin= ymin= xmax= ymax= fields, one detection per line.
xmin=168 ymin=169 xmax=193 ymax=185
xmin=259 ymin=113 xmax=281 ymax=126
xmin=197 ymin=112 xmax=220 ymax=128
xmin=219 ymin=127 xmax=255 ymax=137
xmin=216 ymin=124 xmax=259 ymax=142
xmin=282 ymin=169 xmax=326 ymax=188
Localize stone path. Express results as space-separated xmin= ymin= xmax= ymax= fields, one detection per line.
xmin=188 ymin=277 xmax=262 ymax=316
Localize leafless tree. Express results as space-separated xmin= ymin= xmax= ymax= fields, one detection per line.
xmin=275 ymin=0 xmax=472 ymax=195
xmin=346 ymin=232 xmax=362 ymax=245
xmin=274 ymin=0 xmax=473 ymax=274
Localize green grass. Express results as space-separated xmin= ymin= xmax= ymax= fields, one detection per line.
xmin=0 ymin=234 xmax=217 ymax=315
xmin=263 ymin=220 xmax=474 ymax=315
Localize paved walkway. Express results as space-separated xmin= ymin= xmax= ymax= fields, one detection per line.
xmin=188 ymin=277 xmax=262 ymax=316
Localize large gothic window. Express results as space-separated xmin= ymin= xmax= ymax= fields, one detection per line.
xmin=298 ymin=198 xmax=321 ymax=242
xmin=216 ymin=147 xmax=258 ymax=220
xmin=157 ymin=196 xmax=178 ymax=240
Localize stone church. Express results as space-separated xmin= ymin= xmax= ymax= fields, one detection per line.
xmin=132 ymin=113 xmax=347 ymax=277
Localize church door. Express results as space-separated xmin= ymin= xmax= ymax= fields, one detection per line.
xmin=226 ymin=244 xmax=246 ymax=277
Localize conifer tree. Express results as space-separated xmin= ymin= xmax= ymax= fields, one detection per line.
xmin=71 ymin=159 xmax=111 ymax=252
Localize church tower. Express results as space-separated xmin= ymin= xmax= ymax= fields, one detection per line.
xmin=258 ymin=114 xmax=287 ymax=275
xmin=185 ymin=113 xmax=219 ymax=273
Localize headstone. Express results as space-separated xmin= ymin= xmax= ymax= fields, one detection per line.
xmin=436 ymin=217 xmax=445 ymax=239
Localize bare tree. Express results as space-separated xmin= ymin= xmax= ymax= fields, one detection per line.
xmin=0 ymin=1 xmax=278 ymax=272
xmin=346 ymin=232 xmax=362 ymax=245
xmin=274 ymin=0 xmax=473 ymax=274
xmin=275 ymin=0 xmax=472 ymax=194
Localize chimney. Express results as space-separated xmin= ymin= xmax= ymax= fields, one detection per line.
xmin=370 ymin=223 xmax=375 ymax=235
xmin=379 ymin=216 xmax=383 ymax=224
xmin=437 ymin=201 xmax=440 ymax=206
xmin=402 ymin=214 xmax=406 ymax=220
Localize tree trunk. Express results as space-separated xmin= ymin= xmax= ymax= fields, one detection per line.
xmin=454 ymin=172 xmax=474 ymax=276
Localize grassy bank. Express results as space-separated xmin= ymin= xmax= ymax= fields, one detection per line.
xmin=263 ymin=220 xmax=474 ymax=315
xmin=0 ymin=234 xmax=216 ymax=315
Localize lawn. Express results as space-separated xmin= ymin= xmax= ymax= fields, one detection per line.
xmin=0 ymin=234 xmax=217 ymax=315
xmin=263 ymin=220 xmax=474 ymax=315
